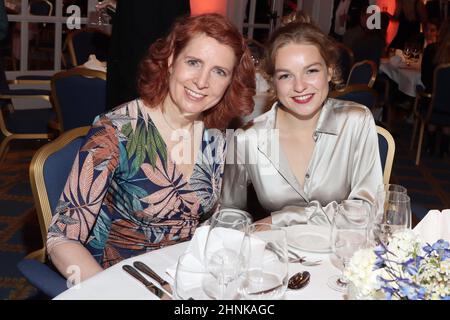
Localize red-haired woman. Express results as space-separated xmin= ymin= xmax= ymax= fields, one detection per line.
xmin=47 ymin=13 xmax=255 ymax=282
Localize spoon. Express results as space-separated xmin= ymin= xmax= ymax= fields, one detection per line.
xmin=288 ymin=271 xmax=311 ymax=290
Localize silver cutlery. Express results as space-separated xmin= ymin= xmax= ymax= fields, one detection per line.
xmin=122 ymin=264 xmax=164 ymax=298
xmin=288 ymin=249 xmax=322 ymax=266
xmin=133 ymin=261 xmax=173 ymax=298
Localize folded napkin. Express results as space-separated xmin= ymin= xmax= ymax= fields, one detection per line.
xmin=166 ymin=226 xmax=256 ymax=279
xmin=271 ymin=201 xmax=335 ymax=227
xmin=389 ymin=55 xmax=402 ymax=67
xmin=413 ymin=210 xmax=450 ymax=244
xmin=82 ymin=54 xmax=107 ymax=72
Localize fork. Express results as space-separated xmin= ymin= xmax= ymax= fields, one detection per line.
xmin=288 ymin=249 xmax=322 ymax=266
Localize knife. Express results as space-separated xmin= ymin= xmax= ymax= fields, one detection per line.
xmin=122 ymin=264 xmax=163 ymax=298
xmin=133 ymin=261 xmax=173 ymax=297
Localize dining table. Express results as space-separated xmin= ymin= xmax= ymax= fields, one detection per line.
xmin=379 ymin=55 xmax=423 ymax=98
xmin=54 ymin=228 xmax=344 ymax=300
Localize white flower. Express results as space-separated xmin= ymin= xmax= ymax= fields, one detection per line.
xmin=344 ymin=248 xmax=381 ymax=298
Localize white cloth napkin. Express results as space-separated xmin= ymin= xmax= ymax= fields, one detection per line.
xmin=389 ymin=55 xmax=402 ymax=67
xmin=413 ymin=210 xmax=450 ymax=244
xmin=82 ymin=54 xmax=107 ymax=72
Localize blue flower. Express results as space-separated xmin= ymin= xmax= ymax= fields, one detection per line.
xmin=398 ymin=282 xmax=424 ymax=300
xmin=432 ymin=239 xmax=449 ymax=251
xmin=403 ymin=258 xmax=418 ymax=276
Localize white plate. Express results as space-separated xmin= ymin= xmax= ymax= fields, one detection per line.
xmin=285 ymin=224 xmax=331 ymax=253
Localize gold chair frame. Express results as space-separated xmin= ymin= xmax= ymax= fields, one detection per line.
xmin=376 ymin=125 xmax=395 ymax=185
xmin=65 ymin=30 xmax=110 ymax=67
xmin=346 ymin=59 xmax=378 ymax=88
xmin=0 ymin=90 xmax=53 ymax=163
xmin=28 ymin=126 xmax=90 ymax=261
xmin=51 ymin=67 xmax=106 ymax=133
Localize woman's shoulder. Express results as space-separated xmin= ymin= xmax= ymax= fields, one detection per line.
xmin=93 ymin=99 xmax=143 ymax=128
xmin=328 ymin=98 xmax=374 ymax=122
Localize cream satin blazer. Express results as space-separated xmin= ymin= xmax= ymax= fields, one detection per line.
xmin=220 ymin=98 xmax=383 ymax=226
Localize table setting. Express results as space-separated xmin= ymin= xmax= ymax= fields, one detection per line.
xmin=380 ymin=49 xmax=423 ymax=98
xmin=53 ymin=184 xmax=449 ymax=300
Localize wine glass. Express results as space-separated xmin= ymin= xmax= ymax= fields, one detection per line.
xmin=89 ymin=1 xmax=111 ymax=26
xmin=371 ymin=191 xmax=411 ymax=246
xmin=240 ymin=223 xmax=288 ymax=300
xmin=403 ymin=44 xmax=412 ymax=66
xmin=203 ymin=209 xmax=252 ymax=300
xmin=327 ymin=201 xmax=369 ymax=292
xmin=173 ymin=252 xmax=213 ymax=300
xmin=411 ymin=47 xmax=421 ymax=62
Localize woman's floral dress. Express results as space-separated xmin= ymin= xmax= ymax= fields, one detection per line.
xmin=47 ymin=99 xmax=226 ymax=268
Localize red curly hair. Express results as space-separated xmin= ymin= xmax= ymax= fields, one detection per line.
xmin=138 ymin=13 xmax=255 ymax=129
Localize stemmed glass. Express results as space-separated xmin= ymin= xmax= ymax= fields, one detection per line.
xmin=411 ymin=47 xmax=421 ymax=63
xmin=240 ymin=223 xmax=288 ymax=300
xmin=203 ymin=209 xmax=252 ymax=300
xmin=173 ymin=252 xmax=213 ymax=300
xmin=89 ymin=1 xmax=111 ymax=26
xmin=403 ymin=44 xmax=412 ymax=66
xmin=371 ymin=189 xmax=411 ymax=246
xmin=327 ymin=201 xmax=369 ymax=292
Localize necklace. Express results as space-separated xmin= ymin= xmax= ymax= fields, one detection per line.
xmin=161 ymin=109 xmax=178 ymax=131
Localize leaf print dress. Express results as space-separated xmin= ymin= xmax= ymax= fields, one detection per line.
xmin=47 ymin=99 xmax=226 ymax=268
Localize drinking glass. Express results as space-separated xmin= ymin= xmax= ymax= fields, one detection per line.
xmin=411 ymin=47 xmax=421 ymax=62
xmin=327 ymin=201 xmax=369 ymax=292
xmin=371 ymin=191 xmax=411 ymax=246
xmin=403 ymin=45 xmax=412 ymax=65
xmin=203 ymin=209 xmax=252 ymax=300
xmin=88 ymin=1 xmax=111 ymax=26
xmin=240 ymin=223 xmax=288 ymax=300
xmin=173 ymin=252 xmax=213 ymax=300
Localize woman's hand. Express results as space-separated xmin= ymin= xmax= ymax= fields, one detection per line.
xmin=255 ymin=215 xmax=273 ymax=225
xmin=95 ymin=0 xmax=117 ymax=12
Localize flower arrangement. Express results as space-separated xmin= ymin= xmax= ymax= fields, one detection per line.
xmin=344 ymin=229 xmax=450 ymax=300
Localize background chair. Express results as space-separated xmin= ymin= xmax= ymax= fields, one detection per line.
xmin=410 ymin=63 xmax=450 ymax=165
xmin=346 ymin=60 xmax=377 ymax=88
xmin=335 ymin=42 xmax=354 ymax=87
xmin=17 ymin=126 xmax=90 ymax=298
xmin=329 ymin=84 xmax=379 ymax=111
xmin=376 ymin=125 xmax=395 ymax=185
xmin=51 ymin=67 xmax=106 ymax=132
xmin=28 ymin=0 xmax=54 ymax=69
xmin=65 ymin=30 xmax=110 ymax=67
xmin=0 ymin=60 xmax=54 ymax=163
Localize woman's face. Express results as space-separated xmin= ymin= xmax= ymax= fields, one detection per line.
xmin=425 ymin=24 xmax=438 ymax=43
xmin=273 ymin=43 xmax=332 ymax=120
xmin=167 ymin=34 xmax=236 ymax=117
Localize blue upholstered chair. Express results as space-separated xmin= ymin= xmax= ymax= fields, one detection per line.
xmin=51 ymin=67 xmax=106 ymax=132
xmin=410 ymin=63 xmax=450 ymax=165
xmin=346 ymin=60 xmax=377 ymax=88
xmin=330 ymin=84 xmax=379 ymax=111
xmin=376 ymin=125 xmax=395 ymax=185
xmin=0 ymin=60 xmax=54 ymax=163
xmin=336 ymin=42 xmax=354 ymax=86
xmin=65 ymin=30 xmax=110 ymax=67
xmin=17 ymin=126 xmax=90 ymax=298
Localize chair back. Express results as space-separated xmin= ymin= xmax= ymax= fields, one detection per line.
xmin=51 ymin=68 xmax=106 ymax=132
xmin=29 ymin=0 xmax=53 ymax=16
xmin=30 ymin=126 xmax=90 ymax=247
xmin=347 ymin=60 xmax=377 ymax=88
xmin=376 ymin=125 xmax=395 ymax=185
xmin=66 ymin=30 xmax=110 ymax=67
xmin=329 ymin=84 xmax=378 ymax=110
xmin=335 ymin=42 xmax=354 ymax=84
xmin=427 ymin=63 xmax=450 ymax=122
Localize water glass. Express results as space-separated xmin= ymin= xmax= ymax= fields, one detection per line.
xmin=240 ymin=223 xmax=288 ymax=300
xmin=173 ymin=252 xmax=213 ymax=300
xmin=327 ymin=201 xmax=369 ymax=292
xmin=203 ymin=209 xmax=251 ymax=299
xmin=371 ymin=191 xmax=411 ymax=246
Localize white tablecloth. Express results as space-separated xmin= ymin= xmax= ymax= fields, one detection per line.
xmin=54 ymin=240 xmax=344 ymax=300
xmin=379 ymin=58 xmax=423 ymax=97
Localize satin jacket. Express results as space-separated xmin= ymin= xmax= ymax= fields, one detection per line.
xmin=220 ymin=98 xmax=383 ymax=226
